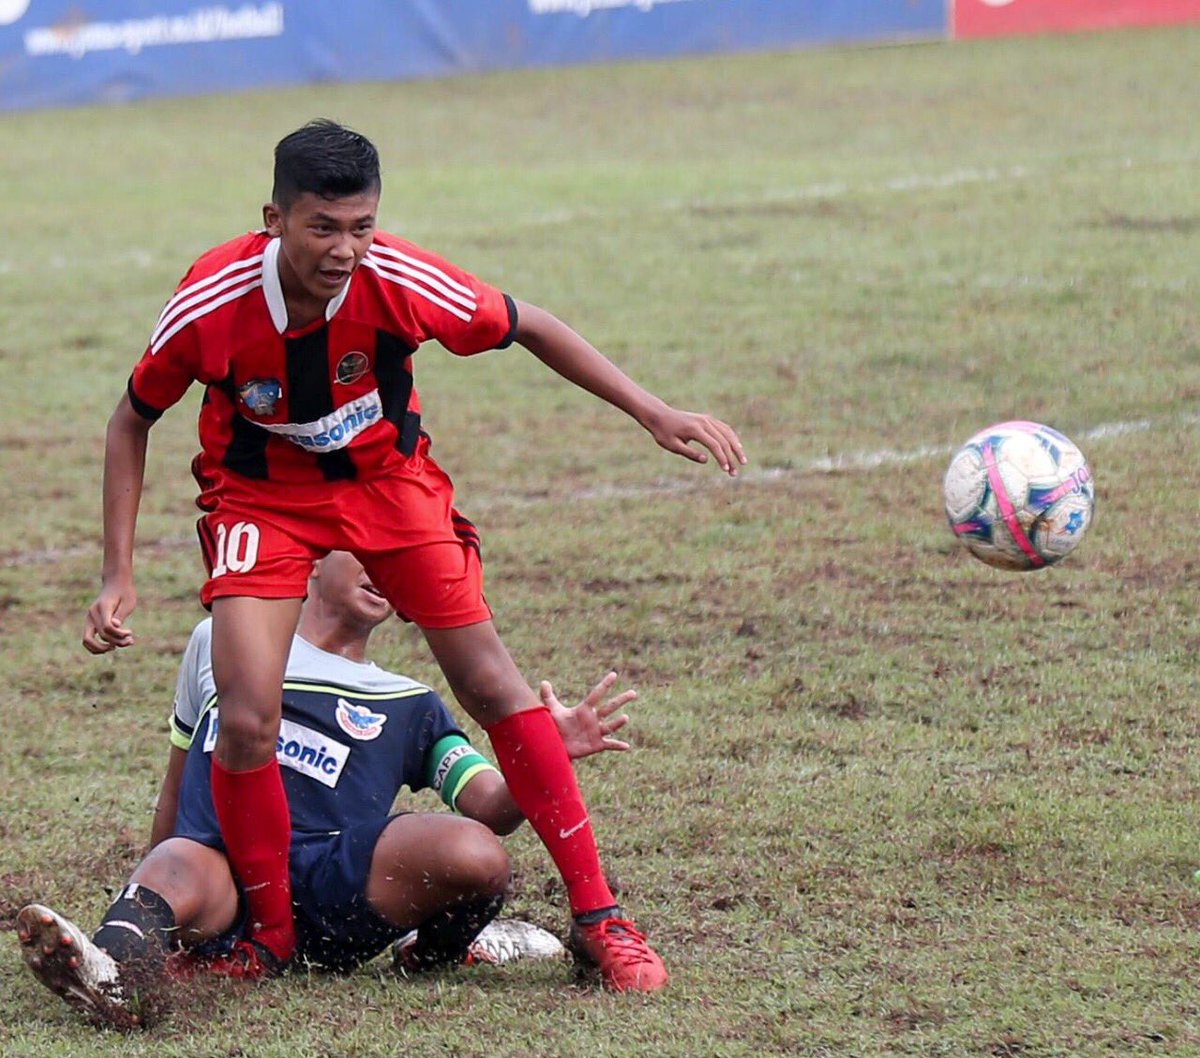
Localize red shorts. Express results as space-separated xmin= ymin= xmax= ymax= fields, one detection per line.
xmin=193 ymin=441 xmax=490 ymax=629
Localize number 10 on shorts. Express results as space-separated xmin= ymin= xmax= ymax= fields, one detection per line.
xmin=210 ymin=521 xmax=261 ymax=577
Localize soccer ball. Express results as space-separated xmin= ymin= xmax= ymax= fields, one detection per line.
xmin=942 ymin=420 xmax=1094 ymax=571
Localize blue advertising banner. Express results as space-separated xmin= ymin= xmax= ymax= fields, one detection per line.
xmin=0 ymin=1 xmax=947 ymax=112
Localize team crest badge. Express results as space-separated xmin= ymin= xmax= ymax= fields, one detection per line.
xmin=335 ymin=351 xmax=369 ymax=384
xmin=238 ymin=378 xmax=282 ymax=416
xmin=335 ymin=697 xmax=388 ymax=741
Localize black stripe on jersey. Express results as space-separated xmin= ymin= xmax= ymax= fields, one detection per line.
xmin=496 ymin=294 xmax=519 ymax=349
xmin=223 ymin=417 xmax=268 ymax=478
xmin=286 ymin=325 xmax=356 ymax=482
xmin=210 ymin=374 xmax=270 ymax=480
xmin=223 ymin=411 xmax=270 ymax=479
xmin=126 ymin=375 xmax=165 ymax=421
xmin=196 ymin=517 xmax=217 ymax=576
xmin=451 ymin=513 xmax=482 ymax=554
xmin=375 ymin=330 xmax=422 ymax=456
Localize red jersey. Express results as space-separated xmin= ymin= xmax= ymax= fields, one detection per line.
xmin=128 ymin=230 xmax=517 ymax=484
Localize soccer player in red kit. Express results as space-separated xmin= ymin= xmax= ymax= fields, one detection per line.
xmin=83 ymin=120 xmax=745 ymax=992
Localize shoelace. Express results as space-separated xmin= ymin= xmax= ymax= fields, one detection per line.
xmin=589 ymin=919 xmax=656 ymax=965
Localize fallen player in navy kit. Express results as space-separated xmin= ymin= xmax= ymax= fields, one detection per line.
xmin=19 ymin=551 xmax=635 ymax=1027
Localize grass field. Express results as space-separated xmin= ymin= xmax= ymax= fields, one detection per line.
xmin=3 ymin=22 xmax=1200 ymax=1057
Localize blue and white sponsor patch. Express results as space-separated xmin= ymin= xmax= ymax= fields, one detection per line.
xmin=258 ymin=389 xmax=382 ymax=451
xmin=203 ymin=710 xmax=349 ymax=788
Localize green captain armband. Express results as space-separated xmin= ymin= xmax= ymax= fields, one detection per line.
xmin=426 ymin=734 xmax=498 ymax=812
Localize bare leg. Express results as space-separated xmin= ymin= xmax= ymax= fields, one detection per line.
xmin=210 ymin=596 xmax=302 ymax=769
xmin=422 ymin=620 xmax=618 ymax=917
xmin=129 ymin=838 xmax=240 ymax=946
xmin=15 ymin=840 xmax=241 ymax=1029
xmin=207 ymin=595 xmax=303 ymax=963
xmin=366 ymin=813 xmax=509 ymax=926
xmin=368 ymin=814 xmax=508 ymax=970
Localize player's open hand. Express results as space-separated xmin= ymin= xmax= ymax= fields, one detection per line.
xmin=541 ymin=672 xmax=634 ymax=760
xmin=83 ymin=579 xmax=137 ymax=654
xmin=645 ymin=405 xmax=747 ymax=477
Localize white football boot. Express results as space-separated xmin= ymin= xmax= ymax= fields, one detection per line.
xmin=393 ymin=917 xmax=565 ymax=971
xmin=15 ymin=903 xmax=133 ymax=1028
xmin=469 ymin=919 xmax=565 ymax=964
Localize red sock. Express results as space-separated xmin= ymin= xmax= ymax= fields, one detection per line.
xmin=487 ymin=705 xmax=616 ymax=916
xmin=210 ymin=757 xmax=295 ymax=960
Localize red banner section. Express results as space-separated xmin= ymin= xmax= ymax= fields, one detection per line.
xmin=955 ymin=0 xmax=1200 ymax=37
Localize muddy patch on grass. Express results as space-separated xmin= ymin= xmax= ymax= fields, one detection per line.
xmin=1095 ymin=211 xmax=1200 ymax=234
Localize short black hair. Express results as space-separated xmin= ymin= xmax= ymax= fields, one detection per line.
xmin=272 ymin=119 xmax=381 ymax=208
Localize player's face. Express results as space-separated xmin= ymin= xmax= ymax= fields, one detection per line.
xmin=316 ymin=551 xmax=392 ymax=629
xmin=264 ymin=190 xmax=378 ymax=307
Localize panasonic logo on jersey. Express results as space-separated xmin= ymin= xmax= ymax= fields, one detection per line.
xmin=259 ymin=390 xmax=383 ymax=452
xmin=203 ymin=711 xmax=350 ymax=788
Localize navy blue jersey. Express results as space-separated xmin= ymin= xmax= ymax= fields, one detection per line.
xmin=170 ymin=621 xmax=493 ymax=845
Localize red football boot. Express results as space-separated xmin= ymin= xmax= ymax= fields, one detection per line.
xmin=568 ymin=913 xmax=668 ymax=992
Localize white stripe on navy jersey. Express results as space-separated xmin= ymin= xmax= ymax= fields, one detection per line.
xmin=150 ymin=254 xmax=265 ymax=349
xmin=360 ymin=255 xmax=474 ymax=323
xmin=151 ymin=277 xmax=263 ymax=354
xmin=367 ymin=244 xmax=478 ymax=308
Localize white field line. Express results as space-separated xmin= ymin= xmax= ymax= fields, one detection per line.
xmin=4 ymin=410 xmax=1196 ymax=570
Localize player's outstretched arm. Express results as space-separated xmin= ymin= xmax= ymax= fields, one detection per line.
xmin=149 ymin=746 xmax=188 ymax=848
xmin=453 ymin=770 xmax=524 ymax=836
xmin=512 ymin=298 xmax=747 ymax=476
xmin=83 ymin=394 xmax=154 ymax=655
xmin=541 ymin=672 xmax=634 ymax=760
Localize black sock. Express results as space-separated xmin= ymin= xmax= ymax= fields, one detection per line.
xmin=573 ymin=904 xmax=620 ymax=926
xmin=92 ymin=884 xmax=177 ymax=964
xmin=405 ymin=893 xmax=504 ymax=970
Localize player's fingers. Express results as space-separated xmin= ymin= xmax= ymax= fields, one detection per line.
xmin=601 ymin=736 xmax=631 ymax=752
xmin=714 ymin=419 xmax=748 ymax=465
xmin=582 ymin=672 xmax=618 ymax=708
xmin=596 ymin=689 xmax=637 ymax=718
xmin=98 ymin=616 xmax=133 ymax=646
xmin=82 ymin=621 xmax=114 ymax=654
xmin=603 ymin=712 xmax=631 ymax=735
xmin=694 ymin=420 xmax=740 ymax=475
xmin=539 ymin=679 xmax=557 ymax=705
xmin=672 ymin=417 xmax=733 ymax=472
xmin=663 ymin=435 xmax=707 ymax=463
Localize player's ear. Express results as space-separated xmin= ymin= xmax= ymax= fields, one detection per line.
xmin=263 ymin=202 xmax=283 ymax=237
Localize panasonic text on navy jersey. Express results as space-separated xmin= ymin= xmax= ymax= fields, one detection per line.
xmin=204 ymin=710 xmax=350 ymax=788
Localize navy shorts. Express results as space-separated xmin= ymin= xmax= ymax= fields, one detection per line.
xmin=194 ymin=814 xmax=406 ymax=973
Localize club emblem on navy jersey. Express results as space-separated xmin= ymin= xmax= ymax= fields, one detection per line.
xmin=335 ymin=351 xmax=369 ymax=385
xmin=336 ymin=697 xmax=388 ymax=741
xmin=238 ymin=378 xmax=283 ymax=416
